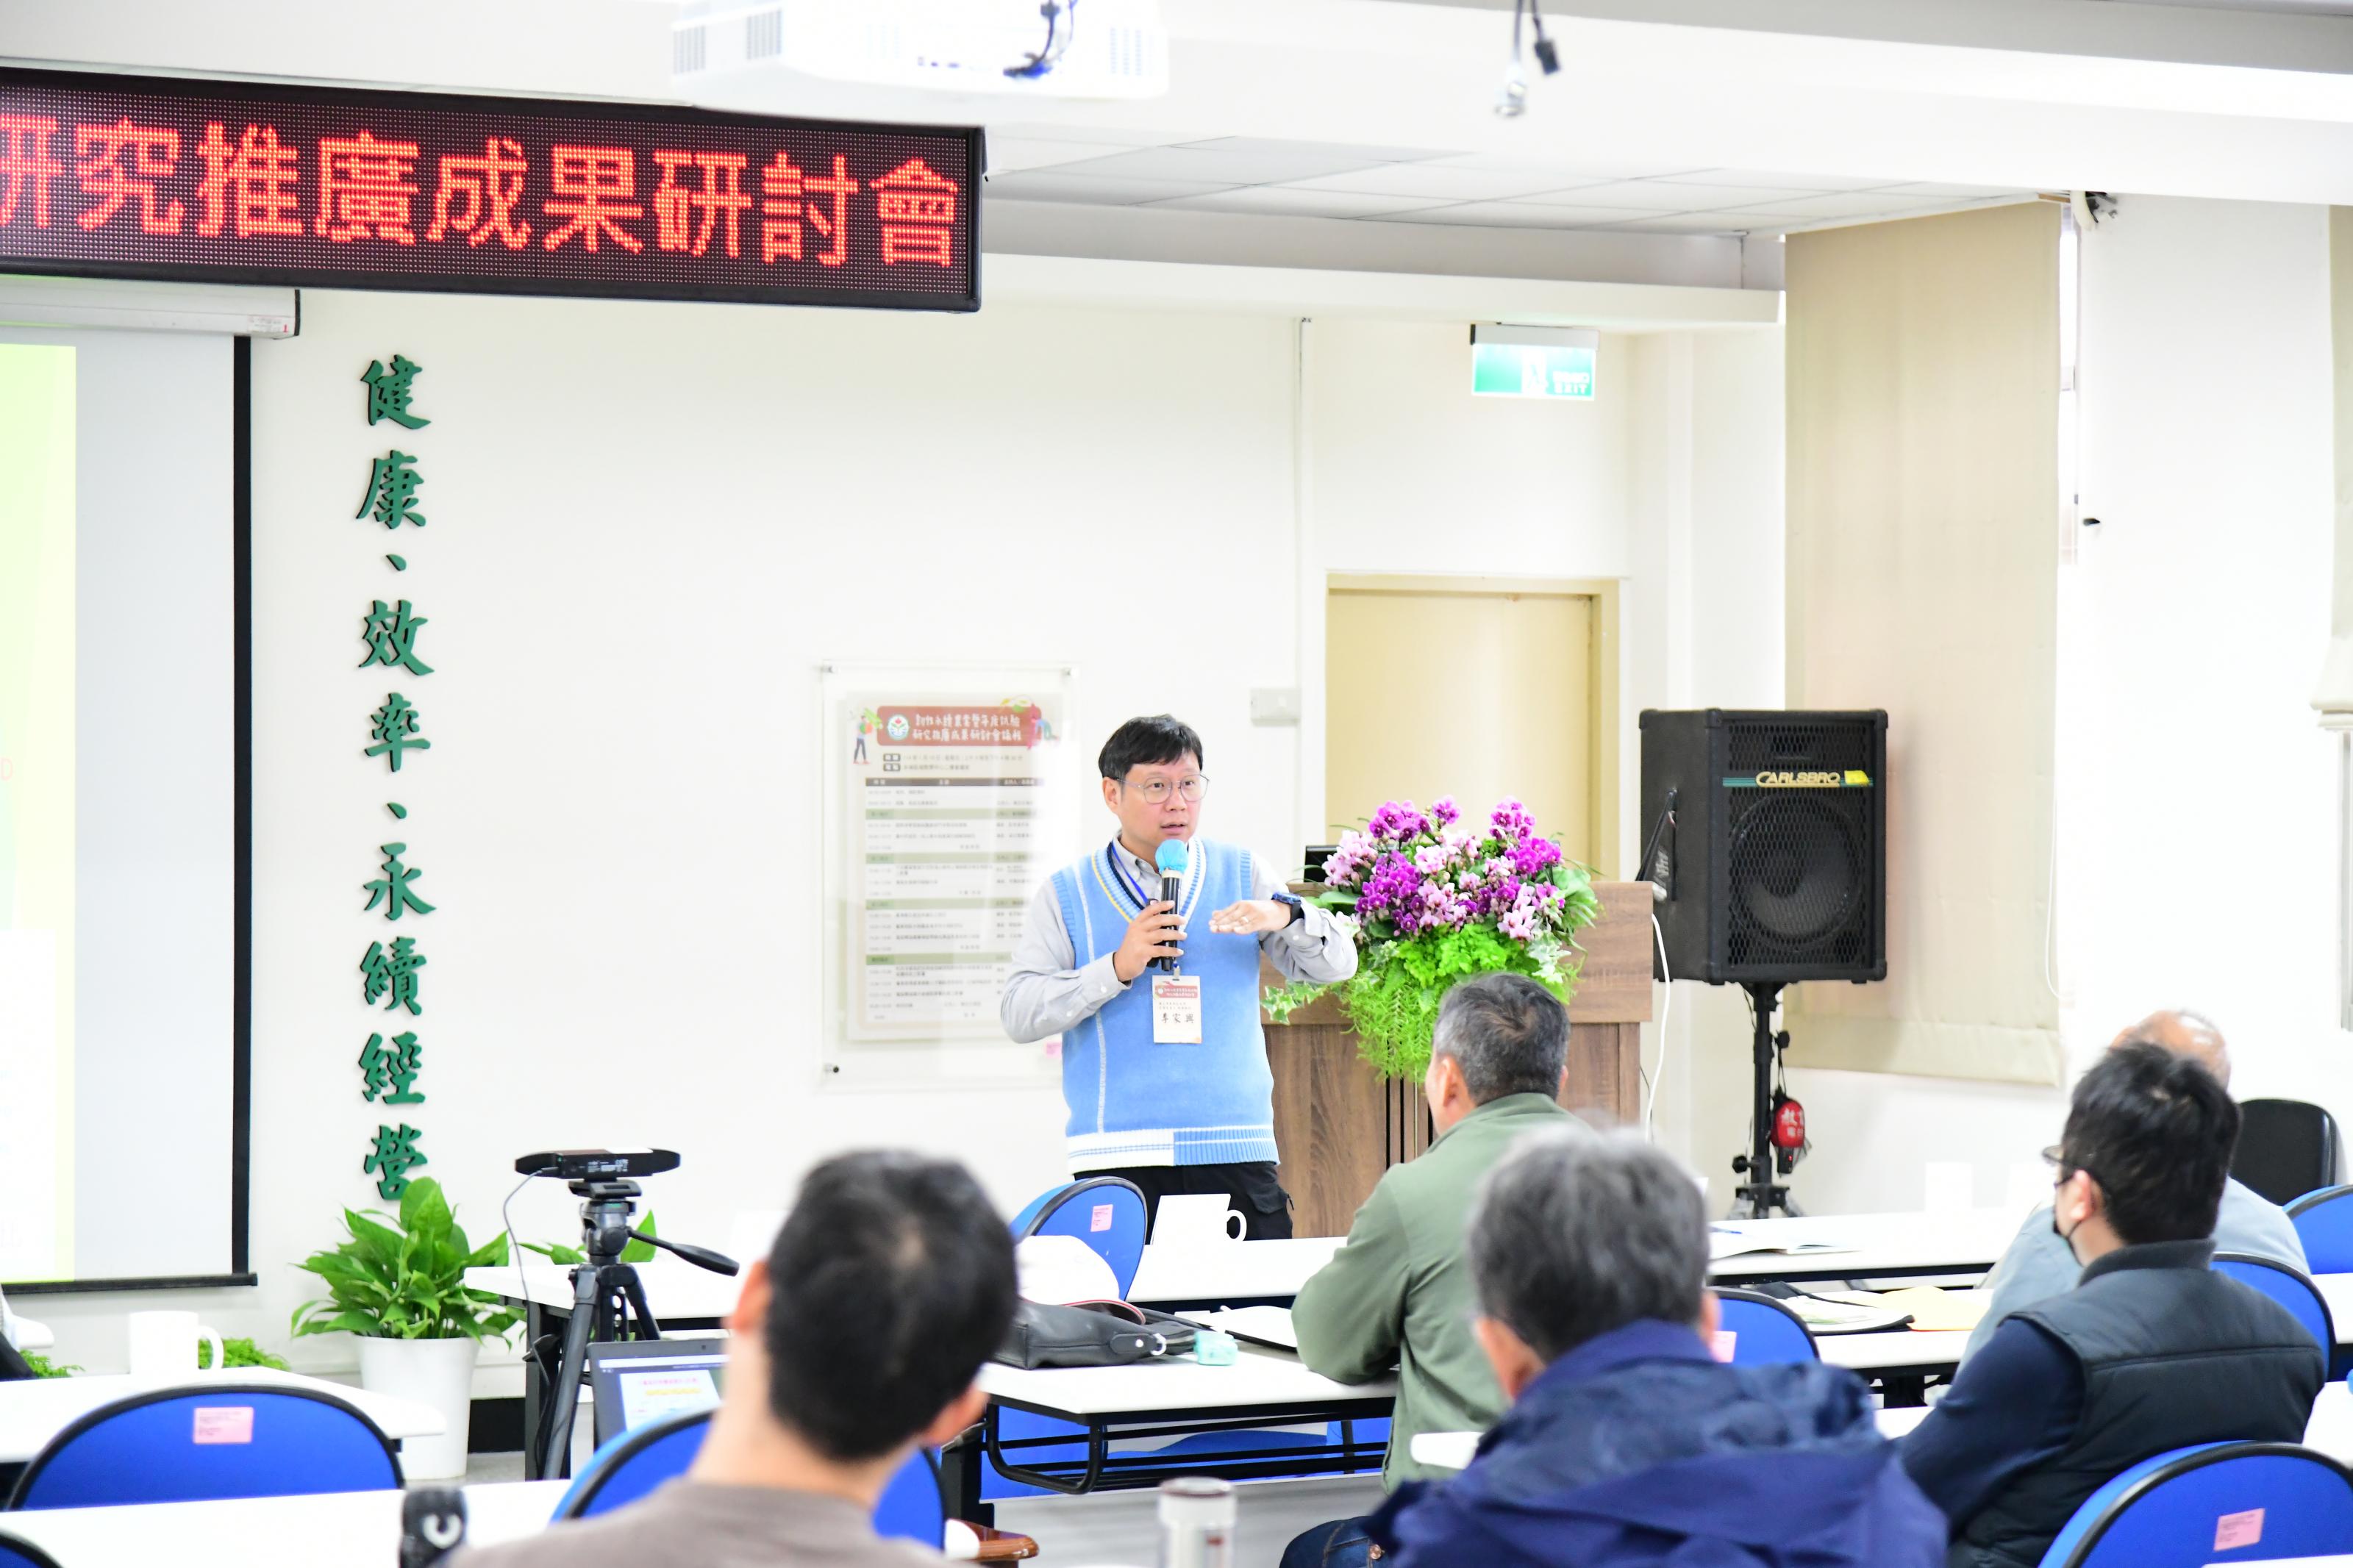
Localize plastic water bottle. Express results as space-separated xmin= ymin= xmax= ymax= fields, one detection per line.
xmin=1157 ymin=1476 xmax=1235 ymax=1568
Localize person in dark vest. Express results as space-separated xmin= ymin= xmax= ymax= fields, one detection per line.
xmin=1371 ymin=1128 xmax=1946 ymax=1568
xmin=1902 ymin=1037 xmax=2324 ymax=1568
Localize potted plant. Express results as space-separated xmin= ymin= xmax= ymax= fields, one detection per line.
xmin=1267 ymin=797 xmax=1602 ymax=1079
xmin=293 ymin=1177 xmax=517 ymax=1480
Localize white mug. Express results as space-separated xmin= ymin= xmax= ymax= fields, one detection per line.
xmin=126 ymin=1311 xmax=226 ymax=1379
xmin=1152 ymin=1192 xmax=1248 ymax=1247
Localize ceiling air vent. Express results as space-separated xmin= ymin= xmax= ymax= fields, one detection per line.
xmin=746 ymin=10 xmax=784 ymax=58
xmin=674 ymin=25 xmax=708 ymax=74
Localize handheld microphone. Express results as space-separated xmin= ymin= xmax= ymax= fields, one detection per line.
xmin=1154 ymin=840 xmax=1189 ymax=973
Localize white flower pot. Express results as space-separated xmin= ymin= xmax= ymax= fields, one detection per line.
xmin=357 ymin=1335 xmax=478 ymax=1481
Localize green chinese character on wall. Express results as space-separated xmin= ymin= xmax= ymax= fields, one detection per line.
xmin=363 ymin=1123 xmax=427 ymax=1200
xmin=359 ymin=599 xmax=434 ymax=677
xmin=360 ymin=935 xmax=426 ymax=1015
xmin=362 ymin=842 xmax=436 ymax=921
xmin=364 ymin=692 xmax=432 ymax=771
xmin=358 ymin=1031 xmax=426 ymax=1105
xmin=362 ymin=354 xmax=429 ymax=430
xmin=356 ymin=451 xmax=427 ymax=529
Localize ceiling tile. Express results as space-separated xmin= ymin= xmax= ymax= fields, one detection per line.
xmin=1655 ymin=168 xmax=1911 ymax=192
xmin=985 ymin=138 xmax=1129 ymax=174
xmin=1042 ymin=143 xmax=1390 ymax=185
xmin=988 ymin=123 xmax=1202 ymax=148
xmin=1421 ymin=152 xmax=1709 ymax=182
xmin=1517 ymin=179 xmax=1818 ymax=211
xmin=1872 ymin=182 xmax=2033 ymax=198
xmin=1375 ymin=201 xmax=1665 ymax=229
xmin=1284 ymin=165 xmax=1573 ymax=201
xmin=1141 ymin=187 xmax=1450 ymax=219
xmin=1600 ymin=211 xmax=1811 ymax=234
xmin=1724 ymin=190 xmax=1975 ymax=218
xmin=1177 ymin=136 xmax=1456 ymax=165
xmin=983 ymin=171 xmax=1240 ymax=205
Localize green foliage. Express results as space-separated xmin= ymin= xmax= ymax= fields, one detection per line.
xmin=522 ymin=1211 xmax=658 ymax=1267
xmin=196 ymin=1336 xmax=289 ymax=1371
xmin=292 ymin=1177 xmax=519 ymax=1342
xmin=1267 ymin=862 xmax=1603 ymax=1081
xmin=24 ymin=1353 xmax=79 ymax=1378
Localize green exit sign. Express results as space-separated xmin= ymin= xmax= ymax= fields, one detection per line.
xmin=1470 ymin=325 xmax=1599 ymax=401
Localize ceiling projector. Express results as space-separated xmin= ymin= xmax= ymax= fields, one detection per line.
xmin=675 ymin=0 xmax=1170 ymax=101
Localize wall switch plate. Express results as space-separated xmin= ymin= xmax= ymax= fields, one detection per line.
xmin=1249 ymin=687 xmax=1301 ymax=726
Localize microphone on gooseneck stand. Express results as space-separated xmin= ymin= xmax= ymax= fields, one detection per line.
xmin=1154 ymin=839 xmax=1190 ymax=973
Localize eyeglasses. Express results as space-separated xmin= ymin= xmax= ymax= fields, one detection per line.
xmin=1122 ymin=773 xmax=1210 ymax=804
xmin=2041 ymin=1145 xmax=2093 ymax=1186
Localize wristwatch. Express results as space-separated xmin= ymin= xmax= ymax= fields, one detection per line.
xmin=1269 ymin=891 xmax=1304 ymax=926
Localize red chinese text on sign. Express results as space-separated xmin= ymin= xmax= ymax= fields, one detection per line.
xmin=0 ymin=116 xmax=64 ymax=228
xmin=425 ymin=136 xmax=532 ymax=248
xmin=194 ymin=123 xmax=301 ymax=239
xmin=874 ymin=158 xmax=957 ymax=268
xmin=651 ymin=148 xmax=749 ymax=259
xmin=316 ymin=129 xmax=421 ymax=244
xmin=75 ymin=118 xmax=183 ymax=235
xmin=758 ymin=151 xmax=857 ymax=266
xmin=542 ymin=146 xmax=643 ymax=253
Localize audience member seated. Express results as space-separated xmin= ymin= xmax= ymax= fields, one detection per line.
xmin=452 ymin=1150 xmax=1017 ymax=1568
xmin=1902 ymin=1042 xmax=2324 ymax=1568
xmin=1281 ymin=973 xmax=1587 ymax=1568
xmin=1370 ymin=1129 xmax=1945 ymax=1568
xmin=1963 ymin=1009 xmax=2307 ymax=1364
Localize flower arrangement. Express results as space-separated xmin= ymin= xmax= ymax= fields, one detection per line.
xmin=1267 ymin=796 xmax=1601 ymax=1079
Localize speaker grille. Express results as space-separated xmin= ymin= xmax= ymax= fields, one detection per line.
xmin=1723 ymin=718 xmax=1876 ymax=971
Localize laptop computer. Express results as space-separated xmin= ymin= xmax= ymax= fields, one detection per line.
xmin=585 ymin=1336 xmax=730 ymax=1447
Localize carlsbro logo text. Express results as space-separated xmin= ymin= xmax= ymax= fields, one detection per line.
xmin=1725 ymin=770 xmax=1873 ymax=788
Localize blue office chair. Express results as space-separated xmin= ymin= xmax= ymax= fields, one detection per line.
xmin=554 ymin=1406 xmax=950 ymax=1550
xmin=0 ymin=1533 xmax=63 ymax=1568
xmin=5 ymin=1385 xmax=401 ymax=1509
xmin=2037 ymin=1442 xmax=2353 ymax=1567
xmin=872 ymin=1450 xmax=947 ymax=1549
xmin=554 ymin=1407 xmax=715 ymax=1519
xmin=2289 ymin=1186 xmax=2353 ymax=1275
xmin=1714 ymin=1289 xmax=1821 ymax=1364
xmin=2213 ymin=1252 xmax=2335 ymax=1363
xmin=1010 ymin=1177 xmax=1149 ymax=1297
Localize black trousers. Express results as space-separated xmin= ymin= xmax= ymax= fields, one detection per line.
xmin=1090 ymin=1161 xmax=1295 ymax=1242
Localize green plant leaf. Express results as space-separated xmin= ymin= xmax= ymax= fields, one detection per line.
xmin=522 ymin=1240 xmax=586 ymax=1265
xmin=293 ymin=1178 xmax=521 ymax=1342
xmin=621 ymin=1213 xmax=658 ymax=1265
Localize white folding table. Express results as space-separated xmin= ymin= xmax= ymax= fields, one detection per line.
xmin=0 ymin=1478 xmax=564 ymax=1567
xmin=960 ymin=1346 xmax=1394 ymax=1518
xmin=0 ymin=1369 xmax=446 ymax=1466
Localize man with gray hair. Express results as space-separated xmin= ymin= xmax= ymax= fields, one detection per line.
xmin=1370 ymin=1130 xmax=1944 ymax=1568
xmin=1962 ymin=1008 xmax=2306 ymax=1362
xmin=1282 ymin=973 xmax=1585 ymax=1568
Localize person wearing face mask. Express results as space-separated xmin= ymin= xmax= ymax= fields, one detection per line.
xmin=999 ymin=714 xmax=1357 ymax=1239
xmin=1957 ymin=1009 xmax=2307 ymax=1364
xmin=1899 ymin=1037 xmax=2323 ymax=1568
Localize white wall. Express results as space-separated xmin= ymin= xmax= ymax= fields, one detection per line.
xmin=26 ymin=285 xmax=1787 ymax=1383
xmin=1752 ymin=195 xmax=2342 ymax=1216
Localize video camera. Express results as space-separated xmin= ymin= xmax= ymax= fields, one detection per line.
xmin=514 ymin=1148 xmax=681 ymax=1182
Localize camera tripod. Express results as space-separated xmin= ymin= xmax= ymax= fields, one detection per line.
xmin=530 ymin=1178 xmax=738 ymax=1478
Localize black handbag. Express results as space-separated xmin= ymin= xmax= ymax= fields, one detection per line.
xmin=993 ymin=1299 xmax=1200 ymax=1370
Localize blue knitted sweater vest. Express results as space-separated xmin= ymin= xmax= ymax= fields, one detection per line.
xmin=1051 ymin=838 xmax=1277 ymax=1170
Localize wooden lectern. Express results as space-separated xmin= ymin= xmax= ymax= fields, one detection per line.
xmin=1263 ymin=880 xmax=1655 ymax=1237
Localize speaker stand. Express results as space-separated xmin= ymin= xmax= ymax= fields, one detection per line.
xmin=1728 ymin=981 xmax=1798 ymax=1219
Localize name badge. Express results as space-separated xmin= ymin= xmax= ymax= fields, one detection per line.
xmin=1152 ymin=975 xmax=1203 ymax=1044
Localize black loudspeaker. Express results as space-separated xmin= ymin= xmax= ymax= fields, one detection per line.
xmin=1638 ymin=709 xmax=1887 ymax=987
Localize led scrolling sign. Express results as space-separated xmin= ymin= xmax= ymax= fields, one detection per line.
xmin=0 ymin=68 xmax=980 ymax=311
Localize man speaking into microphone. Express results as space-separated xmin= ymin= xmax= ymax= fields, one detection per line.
xmin=1002 ymin=715 xmax=1357 ymax=1239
